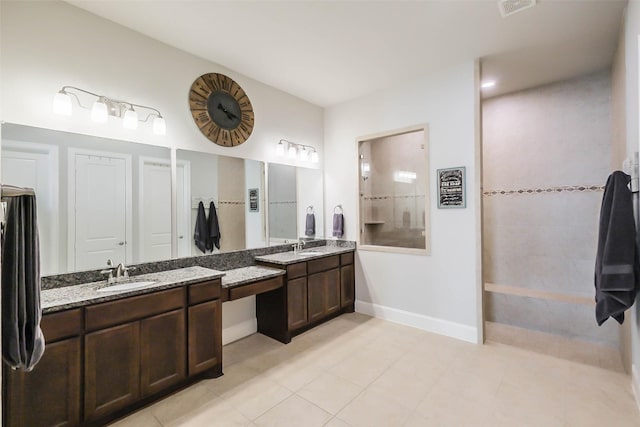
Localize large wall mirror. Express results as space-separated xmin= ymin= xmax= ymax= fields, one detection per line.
xmin=176 ymin=149 xmax=265 ymax=256
xmin=0 ymin=123 xmax=266 ymax=275
xmin=267 ymin=164 xmax=324 ymax=244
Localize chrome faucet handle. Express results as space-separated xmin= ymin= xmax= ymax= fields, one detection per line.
xmin=100 ymin=268 xmax=115 ymax=284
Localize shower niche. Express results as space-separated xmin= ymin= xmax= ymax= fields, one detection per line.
xmin=358 ymin=125 xmax=430 ymax=254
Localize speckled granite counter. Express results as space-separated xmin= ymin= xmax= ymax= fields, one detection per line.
xmin=221 ymin=266 xmax=285 ymax=288
xmin=254 ymin=245 xmax=355 ymax=265
xmin=41 ymin=266 xmax=224 ymax=314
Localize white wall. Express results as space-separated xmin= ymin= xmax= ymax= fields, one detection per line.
xmin=0 ymin=1 xmax=323 ymax=166
xmin=324 ymin=61 xmax=481 ymax=342
xmin=0 ymin=1 xmax=324 ymax=343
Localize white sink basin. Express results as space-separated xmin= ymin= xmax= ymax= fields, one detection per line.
xmin=96 ymin=281 xmax=156 ymax=292
xmin=297 ymin=251 xmax=324 ymax=256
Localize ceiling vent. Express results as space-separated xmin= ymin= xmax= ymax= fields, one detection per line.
xmin=498 ymin=0 xmax=537 ymax=17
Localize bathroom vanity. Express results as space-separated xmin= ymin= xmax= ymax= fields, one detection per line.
xmin=255 ymin=247 xmax=355 ymax=343
xmin=4 ymin=267 xmax=225 ymax=427
xmin=3 ymin=243 xmax=355 ymax=427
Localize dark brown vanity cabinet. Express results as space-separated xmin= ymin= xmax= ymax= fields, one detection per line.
xmin=83 ymin=287 xmax=185 ymax=421
xmin=4 ymin=309 xmax=82 ymax=427
xmin=4 ymin=278 xmax=223 ymax=427
xmin=257 ymin=251 xmax=355 ymax=344
xmin=340 ymin=252 xmax=355 ymax=309
xmin=187 ymin=280 xmax=223 ymax=377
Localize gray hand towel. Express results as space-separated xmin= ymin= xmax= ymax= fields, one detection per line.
xmin=2 ymin=191 xmax=45 ymax=371
xmin=305 ymin=213 xmax=315 ymax=236
xmin=332 ymin=213 xmax=344 ymax=238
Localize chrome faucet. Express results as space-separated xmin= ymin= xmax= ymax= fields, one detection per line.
xmin=100 ymin=259 xmax=134 ymax=284
xmin=114 ymin=262 xmax=130 ymax=280
xmin=292 ymin=240 xmax=306 ymax=254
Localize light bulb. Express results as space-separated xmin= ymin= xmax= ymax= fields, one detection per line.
xmin=53 ymin=90 xmax=72 ymax=116
xmin=91 ymin=98 xmax=108 ymax=123
xmin=299 ymin=147 xmax=309 ymax=161
xmin=275 ymin=141 xmax=285 ymax=156
xmin=287 ymin=145 xmax=297 ymax=159
xmin=153 ymin=115 xmax=166 ymax=135
xmin=122 ymin=108 xmax=138 ymax=129
xmin=311 ymin=151 xmax=319 ymax=163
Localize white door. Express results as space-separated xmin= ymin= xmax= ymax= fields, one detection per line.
xmin=1 ymin=143 xmax=58 ymax=274
xmin=73 ymin=153 xmax=128 ymax=270
xmin=140 ymin=160 xmax=171 ymax=262
xmin=176 ymin=162 xmax=190 ymax=258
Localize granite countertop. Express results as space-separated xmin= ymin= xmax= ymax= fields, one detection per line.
xmin=254 ymin=245 xmax=355 ymax=265
xmin=41 ymin=266 xmax=225 ymax=314
xmin=221 ymin=266 xmax=286 ymax=289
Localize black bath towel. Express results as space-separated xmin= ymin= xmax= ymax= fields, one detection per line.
xmin=305 ymin=213 xmax=315 ymax=236
xmin=194 ymin=201 xmax=208 ymax=253
xmin=208 ymin=201 xmax=221 ymax=250
xmin=594 ymin=171 xmax=639 ymax=325
xmin=2 ymin=190 xmax=45 ymax=371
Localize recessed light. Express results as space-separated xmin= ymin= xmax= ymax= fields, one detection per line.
xmin=481 ymin=80 xmax=496 ymax=89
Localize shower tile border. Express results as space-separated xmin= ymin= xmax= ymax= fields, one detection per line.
xmin=483 ymin=185 xmax=605 ymax=196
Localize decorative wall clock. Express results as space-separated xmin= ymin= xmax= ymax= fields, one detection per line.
xmin=189 ymin=73 xmax=254 ymax=146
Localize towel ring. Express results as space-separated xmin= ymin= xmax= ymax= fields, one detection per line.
xmin=334 ymin=204 xmax=343 ymax=214
xmin=307 ymin=205 xmax=314 ymax=214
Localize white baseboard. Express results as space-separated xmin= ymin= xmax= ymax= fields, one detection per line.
xmin=355 ymin=300 xmax=479 ymax=344
xmin=222 ymin=318 xmax=257 ymax=346
xmin=632 ymin=365 xmax=640 ymax=413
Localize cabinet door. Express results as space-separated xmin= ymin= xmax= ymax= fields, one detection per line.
xmin=325 ymin=268 xmax=341 ymax=315
xmin=340 ymin=264 xmax=355 ymax=308
xmin=5 ymin=337 xmax=81 ymax=427
xmin=308 ymin=273 xmax=325 ymax=323
xmin=141 ymin=309 xmax=186 ymax=397
xmin=309 ymin=269 xmax=341 ymax=322
xmin=85 ymin=322 xmax=140 ymax=421
xmin=287 ymin=276 xmax=308 ymax=329
xmin=188 ymin=299 xmax=222 ymax=376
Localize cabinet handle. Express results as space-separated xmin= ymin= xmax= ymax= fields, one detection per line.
xmin=118 ymin=241 xmax=125 ymax=246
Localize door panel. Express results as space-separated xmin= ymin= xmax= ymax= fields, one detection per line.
xmin=140 ymin=161 xmax=171 ymax=262
xmin=2 ymin=147 xmax=58 ymax=274
xmin=74 ymin=154 xmax=127 ymax=270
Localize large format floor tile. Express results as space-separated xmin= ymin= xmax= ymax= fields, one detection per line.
xmin=110 ymin=313 xmax=639 ymax=427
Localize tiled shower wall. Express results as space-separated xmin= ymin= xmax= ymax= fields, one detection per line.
xmin=482 ymin=70 xmax=619 ymax=346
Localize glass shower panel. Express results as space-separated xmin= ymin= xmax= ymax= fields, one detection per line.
xmin=359 ymin=127 xmax=429 ymax=251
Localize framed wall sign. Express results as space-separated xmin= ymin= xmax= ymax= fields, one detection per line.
xmin=249 ymin=188 xmax=259 ymax=212
xmin=437 ymin=166 xmax=466 ymax=208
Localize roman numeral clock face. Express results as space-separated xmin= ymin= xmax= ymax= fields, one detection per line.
xmin=189 ymin=73 xmax=255 ymax=147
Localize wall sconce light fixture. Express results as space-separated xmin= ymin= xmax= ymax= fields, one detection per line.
xmin=53 ymin=86 xmax=166 ymax=135
xmin=275 ymin=139 xmax=319 ymax=163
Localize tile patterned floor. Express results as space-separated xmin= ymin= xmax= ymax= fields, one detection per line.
xmin=111 ymin=313 xmax=640 ymax=426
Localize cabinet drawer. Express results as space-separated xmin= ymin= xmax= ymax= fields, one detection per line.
xmin=85 ymin=287 xmax=184 ymax=331
xmin=287 ymin=262 xmax=307 ymax=279
xmin=308 ymin=255 xmax=339 ymax=275
xmin=340 ymin=252 xmax=354 ymax=265
xmin=42 ymin=308 xmax=83 ymax=342
xmin=229 ymin=276 xmax=283 ymax=301
xmin=188 ymin=279 xmax=221 ymax=305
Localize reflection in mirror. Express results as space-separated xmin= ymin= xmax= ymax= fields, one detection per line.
xmin=358 ymin=126 xmax=429 ymax=252
xmin=1 ymin=123 xmax=171 ymax=274
xmin=267 ymin=164 xmax=324 ymax=245
xmin=176 ymin=149 xmax=265 ymax=256
xmin=268 ymin=164 xmax=297 ymax=244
